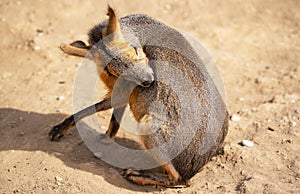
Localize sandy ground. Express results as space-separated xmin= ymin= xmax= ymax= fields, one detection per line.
xmin=0 ymin=0 xmax=299 ymax=193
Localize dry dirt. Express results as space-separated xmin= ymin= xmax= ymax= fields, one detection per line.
xmin=0 ymin=0 xmax=299 ymax=193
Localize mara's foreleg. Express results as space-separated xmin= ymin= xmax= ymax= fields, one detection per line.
xmin=98 ymin=106 xmax=126 ymax=143
xmin=49 ymin=98 xmax=112 ymax=140
xmin=105 ymin=106 xmax=126 ymax=138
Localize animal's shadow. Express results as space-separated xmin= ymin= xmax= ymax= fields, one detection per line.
xmin=0 ymin=108 xmax=162 ymax=192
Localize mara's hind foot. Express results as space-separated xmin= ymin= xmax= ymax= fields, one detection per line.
xmin=48 ymin=116 xmax=75 ymax=140
xmin=121 ymin=169 xmax=190 ymax=188
xmin=60 ymin=41 xmax=90 ymax=57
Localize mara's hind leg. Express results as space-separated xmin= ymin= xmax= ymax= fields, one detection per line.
xmin=49 ymin=98 xmax=112 ymax=140
xmin=119 ymin=114 xmax=188 ymax=187
xmin=121 ymin=163 xmax=189 ymax=187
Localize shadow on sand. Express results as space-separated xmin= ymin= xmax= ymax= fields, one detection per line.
xmin=0 ymin=108 xmax=163 ymax=192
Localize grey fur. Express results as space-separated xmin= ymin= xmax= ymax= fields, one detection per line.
xmin=88 ymin=14 xmax=228 ymax=182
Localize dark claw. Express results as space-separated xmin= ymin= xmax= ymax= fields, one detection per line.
xmin=120 ymin=169 xmax=129 ymax=177
xmin=48 ymin=124 xmax=65 ymax=141
xmin=48 ymin=116 xmax=75 ymax=141
xmin=120 ymin=168 xmax=146 ymax=177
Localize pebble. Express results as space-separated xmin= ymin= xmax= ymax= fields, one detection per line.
xmin=254 ymin=77 xmax=262 ymax=84
xmin=55 ymin=176 xmax=63 ymax=186
xmin=36 ymin=28 xmax=43 ymax=33
xmin=100 ymin=125 xmax=106 ymax=130
xmin=283 ymin=139 xmax=293 ymax=143
xmin=164 ymin=4 xmax=171 ymax=11
xmin=75 ymin=63 xmax=82 ymax=67
xmin=33 ymin=45 xmax=41 ymax=51
xmin=56 ymin=96 xmax=64 ymax=101
xmin=55 ymin=176 xmax=63 ymax=181
xmin=52 ymin=152 xmax=63 ymax=157
xmin=289 ymin=121 xmax=296 ymax=127
xmin=94 ymin=152 xmax=104 ymax=159
xmin=238 ymin=97 xmax=245 ymax=101
xmin=241 ymin=140 xmax=254 ymax=147
xmin=230 ymin=114 xmax=241 ymax=121
xmin=56 ymin=109 xmax=62 ymax=113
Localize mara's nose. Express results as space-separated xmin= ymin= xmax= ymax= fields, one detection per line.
xmin=141 ymin=80 xmax=152 ymax=87
xmin=141 ymin=74 xmax=154 ymax=87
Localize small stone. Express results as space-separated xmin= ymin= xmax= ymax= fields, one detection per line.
xmin=241 ymin=140 xmax=254 ymax=147
xmin=33 ymin=45 xmax=41 ymax=51
xmin=164 ymin=4 xmax=171 ymax=11
xmin=75 ymin=63 xmax=82 ymax=67
xmin=238 ymin=97 xmax=245 ymax=101
xmin=254 ymin=77 xmax=262 ymax=84
xmin=94 ymin=152 xmax=104 ymax=159
xmin=36 ymin=28 xmax=43 ymax=33
xmin=52 ymin=152 xmax=63 ymax=157
xmin=55 ymin=176 xmax=63 ymax=181
xmin=230 ymin=114 xmax=241 ymax=121
xmin=281 ymin=139 xmax=293 ymax=144
xmin=10 ymin=121 xmax=17 ymax=128
xmin=269 ymin=95 xmax=284 ymax=104
xmin=55 ymin=176 xmax=63 ymax=185
xmin=56 ymin=96 xmax=64 ymax=101
xmin=289 ymin=121 xmax=296 ymax=127
xmin=100 ymin=125 xmax=106 ymax=130
xmin=56 ymin=109 xmax=62 ymax=113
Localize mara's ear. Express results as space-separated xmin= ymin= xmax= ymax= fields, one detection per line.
xmin=60 ymin=40 xmax=92 ymax=58
xmin=102 ymin=5 xmax=124 ymax=42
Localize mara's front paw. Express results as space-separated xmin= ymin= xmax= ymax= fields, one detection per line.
xmin=48 ymin=124 xmax=66 ymax=141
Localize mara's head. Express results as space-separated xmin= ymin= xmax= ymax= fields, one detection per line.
xmin=61 ymin=6 xmax=154 ymax=87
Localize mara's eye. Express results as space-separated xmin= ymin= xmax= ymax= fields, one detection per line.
xmin=133 ymin=47 xmax=138 ymax=56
